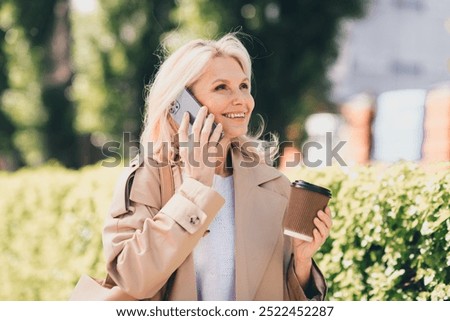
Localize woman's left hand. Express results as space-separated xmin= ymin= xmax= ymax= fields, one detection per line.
xmin=292 ymin=206 xmax=333 ymax=264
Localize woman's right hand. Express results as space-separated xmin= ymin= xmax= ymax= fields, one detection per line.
xmin=178 ymin=106 xmax=223 ymax=187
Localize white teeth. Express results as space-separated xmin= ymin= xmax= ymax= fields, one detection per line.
xmin=223 ymin=113 xmax=245 ymax=119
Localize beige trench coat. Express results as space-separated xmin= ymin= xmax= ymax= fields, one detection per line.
xmin=102 ymin=147 xmax=327 ymax=300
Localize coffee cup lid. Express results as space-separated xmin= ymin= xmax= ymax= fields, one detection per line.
xmin=291 ymin=180 xmax=332 ymax=198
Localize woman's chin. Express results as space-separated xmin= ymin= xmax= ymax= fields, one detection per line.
xmin=221 ymin=126 xmax=249 ymax=140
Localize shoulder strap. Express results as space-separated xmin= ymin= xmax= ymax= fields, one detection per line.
xmin=158 ymin=163 xmax=175 ymax=207
xmin=158 ymin=162 xmax=177 ymax=300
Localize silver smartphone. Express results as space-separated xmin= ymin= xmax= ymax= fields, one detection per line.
xmin=169 ymin=88 xmax=218 ymax=135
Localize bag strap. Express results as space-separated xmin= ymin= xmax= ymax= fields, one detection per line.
xmin=158 ymin=163 xmax=175 ymax=207
xmin=158 ymin=162 xmax=177 ymax=300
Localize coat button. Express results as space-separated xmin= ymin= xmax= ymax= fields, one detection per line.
xmin=189 ymin=216 xmax=200 ymax=225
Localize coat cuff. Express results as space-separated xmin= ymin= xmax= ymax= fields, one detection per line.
xmin=287 ymin=256 xmax=327 ymax=300
xmin=160 ymin=177 xmax=225 ymax=234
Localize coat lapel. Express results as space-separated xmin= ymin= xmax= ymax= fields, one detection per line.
xmin=231 ymin=148 xmax=288 ymax=300
xmin=170 ymin=147 xmax=288 ymax=300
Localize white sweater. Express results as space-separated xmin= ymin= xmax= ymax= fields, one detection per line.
xmin=193 ymin=174 xmax=236 ymax=300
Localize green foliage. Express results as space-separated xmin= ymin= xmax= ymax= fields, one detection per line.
xmin=70 ymin=0 xmax=176 ymax=140
xmin=0 ymin=162 xmax=448 ymax=300
xmin=1 ymin=0 xmax=176 ymax=168
xmin=286 ymin=162 xmax=450 ymax=300
xmin=0 ymin=163 xmax=121 ymax=300
xmin=0 ymin=1 xmax=48 ymax=166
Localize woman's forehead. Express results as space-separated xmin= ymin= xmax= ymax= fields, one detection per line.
xmin=198 ymin=56 xmax=247 ymax=82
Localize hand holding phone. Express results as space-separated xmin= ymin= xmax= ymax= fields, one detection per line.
xmin=170 ymin=88 xmax=219 ymax=135
xmin=174 ymin=89 xmax=224 ymax=187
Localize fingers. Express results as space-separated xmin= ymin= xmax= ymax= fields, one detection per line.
xmin=318 ymin=209 xmax=332 ymax=230
xmin=292 ymin=208 xmax=333 ymax=262
xmin=179 ymin=107 xmax=213 ymax=157
xmin=209 ymin=122 xmax=223 ymax=144
xmin=312 ymin=228 xmax=323 ymax=247
xmin=313 ymin=218 xmax=328 ymax=240
xmin=191 ymin=106 xmax=208 ymax=142
xmin=313 ymin=209 xmax=332 ymax=244
xmin=201 ymin=113 xmax=215 ymax=142
xmin=177 ymin=106 xmax=220 ymax=187
xmin=178 ymin=112 xmax=189 ymax=138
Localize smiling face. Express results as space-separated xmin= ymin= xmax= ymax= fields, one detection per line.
xmin=189 ymin=55 xmax=255 ymax=140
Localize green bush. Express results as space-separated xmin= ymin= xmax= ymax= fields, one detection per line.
xmin=0 ymin=163 xmax=121 ymax=300
xmin=285 ymin=162 xmax=450 ymax=300
xmin=0 ymin=161 xmax=448 ymax=300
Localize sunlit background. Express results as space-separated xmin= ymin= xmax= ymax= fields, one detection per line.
xmin=0 ymin=0 xmax=449 ymax=301
xmin=281 ymin=0 xmax=450 ymax=169
xmin=0 ymin=0 xmax=448 ymax=170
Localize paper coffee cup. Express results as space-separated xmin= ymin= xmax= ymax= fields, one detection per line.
xmin=283 ymin=180 xmax=332 ymax=242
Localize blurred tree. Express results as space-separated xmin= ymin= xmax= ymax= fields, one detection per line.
xmin=1 ymin=0 xmax=77 ymax=168
xmin=1 ymin=0 xmax=365 ymax=169
xmin=0 ymin=23 xmax=17 ymax=169
xmin=170 ymin=0 xmax=367 ymax=145
xmin=42 ymin=0 xmax=78 ymax=168
xmin=0 ymin=0 xmax=176 ymax=168
xmin=0 ymin=1 xmax=50 ymax=167
xmin=70 ymin=0 xmax=176 ymax=165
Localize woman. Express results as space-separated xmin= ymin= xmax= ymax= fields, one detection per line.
xmin=102 ymin=33 xmax=332 ymax=300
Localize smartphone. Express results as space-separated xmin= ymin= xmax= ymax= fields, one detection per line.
xmin=169 ymin=88 xmax=218 ymax=135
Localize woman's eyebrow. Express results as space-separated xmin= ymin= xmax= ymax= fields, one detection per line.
xmin=212 ymin=77 xmax=250 ymax=84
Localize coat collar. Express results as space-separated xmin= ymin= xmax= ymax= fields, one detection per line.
xmin=230 ymin=146 xmax=288 ymax=300
xmin=229 ymin=144 xmax=283 ymax=188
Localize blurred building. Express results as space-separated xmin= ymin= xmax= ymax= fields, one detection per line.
xmin=330 ymin=0 xmax=450 ymax=101
xmin=421 ymin=85 xmax=450 ymax=162
xmin=371 ymin=89 xmax=426 ymax=162
xmin=339 ymin=93 xmax=374 ymax=165
xmin=278 ymin=0 xmax=450 ymax=169
xmin=321 ymin=0 xmax=450 ymax=166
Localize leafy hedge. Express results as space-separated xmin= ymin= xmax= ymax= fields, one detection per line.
xmin=285 ymin=162 xmax=450 ymax=300
xmin=0 ymin=162 xmax=448 ymax=300
xmin=0 ymin=163 xmax=121 ymax=300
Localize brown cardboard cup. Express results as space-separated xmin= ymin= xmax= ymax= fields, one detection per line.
xmin=283 ymin=180 xmax=332 ymax=242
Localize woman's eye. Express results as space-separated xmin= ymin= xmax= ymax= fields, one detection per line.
xmin=214 ymin=84 xmax=226 ymax=91
xmin=240 ymin=83 xmax=249 ymax=90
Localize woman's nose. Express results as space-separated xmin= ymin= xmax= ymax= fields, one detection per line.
xmin=231 ymin=88 xmax=245 ymax=105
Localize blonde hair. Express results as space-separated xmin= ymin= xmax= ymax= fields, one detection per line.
xmin=140 ymin=33 xmax=279 ymax=164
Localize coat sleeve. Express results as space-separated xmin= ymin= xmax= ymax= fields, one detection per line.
xmin=102 ymin=161 xmax=225 ymax=299
xmin=285 ymin=253 xmax=327 ymax=300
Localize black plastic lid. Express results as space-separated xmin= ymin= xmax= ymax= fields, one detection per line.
xmin=291 ymin=180 xmax=332 ymax=198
